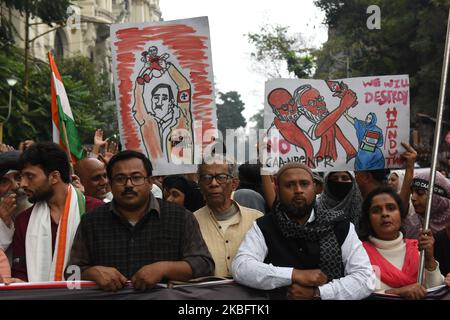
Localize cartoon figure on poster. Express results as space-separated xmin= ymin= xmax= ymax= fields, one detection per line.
xmin=132 ymin=54 xmax=193 ymax=164
xmin=343 ymin=111 xmax=385 ymax=170
xmin=267 ymin=80 xmax=357 ymax=167
xmin=264 ymin=75 xmax=410 ymax=172
xmin=137 ymin=46 xmax=170 ymax=84
xmin=111 ymin=17 xmax=217 ymax=176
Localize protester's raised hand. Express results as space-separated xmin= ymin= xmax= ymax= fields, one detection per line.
xmin=0 ymin=144 xmax=14 ymax=153
xmin=292 ymin=268 xmax=327 ymax=286
xmin=85 ymin=266 xmax=127 ymax=292
xmin=97 ymin=153 xmax=108 ymax=166
xmin=131 ymin=262 xmax=166 ymax=290
xmin=104 ymin=140 xmax=118 ymax=163
xmin=71 ymin=174 xmax=85 ymax=194
xmin=400 ymin=142 xmax=417 ymax=169
xmin=94 ymin=129 xmax=107 ymax=148
xmin=18 ymin=140 xmax=35 ymax=152
xmin=0 ymin=194 xmax=16 ymax=227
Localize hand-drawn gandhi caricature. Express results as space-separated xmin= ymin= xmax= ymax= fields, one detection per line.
xmin=267 ymin=80 xmax=358 ymax=167
xmin=132 ymin=50 xmax=193 ymax=164
xmin=343 ymin=111 xmax=385 ymax=170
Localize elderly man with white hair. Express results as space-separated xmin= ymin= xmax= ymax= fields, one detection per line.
xmin=194 ymin=155 xmax=263 ymax=278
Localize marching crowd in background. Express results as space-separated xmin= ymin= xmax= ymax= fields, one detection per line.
xmin=0 ymin=128 xmax=449 ymax=300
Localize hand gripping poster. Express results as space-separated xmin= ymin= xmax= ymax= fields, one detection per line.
xmin=263 ymin=75 xmax=409 ymax=173
xmin=111 ymin=17 xmax=217 ymax=175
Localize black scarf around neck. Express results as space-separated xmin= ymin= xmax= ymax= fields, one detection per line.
xmin=273 ymin=202 xmax=346 ymax=280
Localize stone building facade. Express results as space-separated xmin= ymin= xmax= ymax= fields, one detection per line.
xmin=9 ymin=0 xmax=162 ymax=73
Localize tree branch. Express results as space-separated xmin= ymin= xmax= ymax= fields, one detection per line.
xmin=28 ymin=25 xmax=63 ymax=43
xmin=28 ymin=21 xmax=50 ymax=26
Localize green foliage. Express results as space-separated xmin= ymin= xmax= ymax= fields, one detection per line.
xmin=0 ymin=47 xmax=50 ymax=145
xmin=0 ymin=47 xmax=115 ymax=147
xmin=247 ymin=24 xmax=315 ymax=79
xmin=314 ymin=0 xmax=450 ymax=121
xmin=1 ymin=0 xmax=72 ymax=107
xmin=249 ymin=108 xmax=264 ymax=130
xmin=1 ymin=0 xmax=71 ymax=25
xmin=60 ymin=56 xmax=117 ymax=142
xmin=216 ymin=91 xmax=247 ymax=136
xmin=0 ymin=12 xmax=16 ymax=47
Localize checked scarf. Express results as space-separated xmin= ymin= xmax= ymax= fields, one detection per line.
xmin=273 ymin=202 xmax=346 ymax=280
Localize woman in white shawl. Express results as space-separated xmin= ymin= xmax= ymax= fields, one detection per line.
xmin=388 ymin=170 xmax=405 ymax=193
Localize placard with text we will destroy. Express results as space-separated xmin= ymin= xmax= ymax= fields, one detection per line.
xmin=263 ymin=74 xmax=409 ymax=172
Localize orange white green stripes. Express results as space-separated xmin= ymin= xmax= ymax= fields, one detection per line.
xmin=53 ymin=186 xmax=72 ymax=281
xmin=48 ymin=51 xmax=84 ymax=163
xmin=25 ymin=184 xmax=83 ymax=282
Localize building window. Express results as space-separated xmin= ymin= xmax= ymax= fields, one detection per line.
xmin=54 ymin=30 xmax=64 ymax=60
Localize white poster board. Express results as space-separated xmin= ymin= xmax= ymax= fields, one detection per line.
xmin=111 ymin=17 xmax=217 ymax=175
xmin=263 ymin=75 xmax=410 ymax=173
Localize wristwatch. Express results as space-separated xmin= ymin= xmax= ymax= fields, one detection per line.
xmin=312 ymin=286 xmax=321 ymax=300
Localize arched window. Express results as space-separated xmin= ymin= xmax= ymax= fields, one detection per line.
xmin=53 ymin=29 xmax=67 ymax=60
xmin=54 ymin=29 xmax=65 ymax=60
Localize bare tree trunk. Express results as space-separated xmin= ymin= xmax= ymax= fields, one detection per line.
xmin=24 ymin=0 xmax=29 ymax=112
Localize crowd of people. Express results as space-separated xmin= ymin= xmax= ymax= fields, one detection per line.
xmin=0 ymin=131 xmax=449 ymax=300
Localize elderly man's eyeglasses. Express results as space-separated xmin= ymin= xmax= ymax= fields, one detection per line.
xmin=112 ymin=175 xmax=147 ymax=186
xmin=199 ymin=173 xmax=232 ymax=184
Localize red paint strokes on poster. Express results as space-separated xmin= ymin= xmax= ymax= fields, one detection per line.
xmin=113 ymin=23 xmax=215 ymax=150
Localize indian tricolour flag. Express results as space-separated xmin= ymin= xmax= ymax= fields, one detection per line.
xmin=48 ymin=51 xmax=84 ymax=163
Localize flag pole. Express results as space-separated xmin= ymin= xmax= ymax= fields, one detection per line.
xmin=417 ymin=8 xmax=450 ymax=285
xmin=60 ymin=117 xmax=75 ymax=176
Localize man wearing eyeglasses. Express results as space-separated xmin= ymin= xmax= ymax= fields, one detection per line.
xmin=66 ymin=150 xmax=214 ymax=291
xmin=194 ymin=155 xmax=263 ymax=278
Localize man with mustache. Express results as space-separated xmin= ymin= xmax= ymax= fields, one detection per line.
xmin=0 ymin=151 xmax=32 ymax=254
xmin=66 ymin=150 xmax=214 ymax=291
xmin=0 ymin=150 xmax=33 ymax=282
xmin=194 ymin=155 xmax=263 ymax=277
xmin=10 ymin=142 xmax=103 ymax=282
xmin=133 ymin=61 xmax=193 ymax=164
xmin=232 ymin=162 xmax=375 ymax=299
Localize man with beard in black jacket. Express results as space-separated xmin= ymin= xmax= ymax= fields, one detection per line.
xmin=232 ymin=162 xmax=375 ymax=300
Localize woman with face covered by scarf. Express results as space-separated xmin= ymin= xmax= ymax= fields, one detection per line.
xmin=162 ymin=175 xmax=205 ymax=213
xmin=317 ymin=171 xmax=363 ymax=232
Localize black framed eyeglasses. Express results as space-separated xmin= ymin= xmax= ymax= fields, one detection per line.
xmin=199 ymin=173 xmax=232 ymax=184
xmin=112 ymin=175 xmax=147 ymax=186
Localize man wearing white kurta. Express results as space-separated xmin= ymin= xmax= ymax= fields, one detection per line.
xmin=232 ymin=163 xmax=375 ymax=300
